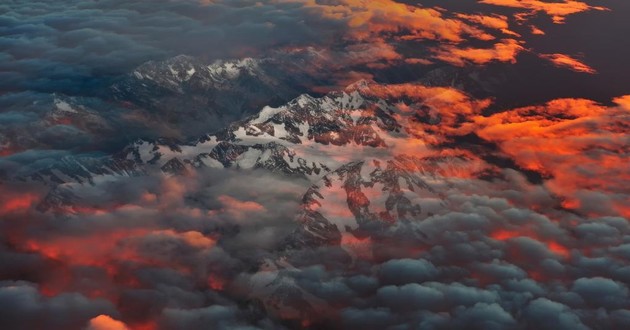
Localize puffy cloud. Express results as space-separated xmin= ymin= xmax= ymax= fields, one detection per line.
xmin=572 ymin=277 xmax=629 ymax=309
xmin=86 ymin=315 xmax=130 ymax=330
xmin=613 ymin=95 xmax=630 ymax=110
xmin=452 ymin=302 xmax=517 ymax=329
xmin=0 ymin=166 xmax=310 ymax=328
xmin=2 ymin=87 xmax=630 ymax=329
xmin=378 ymin=259 xmax=439 ymax=285
xmin=377 ymin=283 xmax=444 ymax=311
xmin=0 ymin=282 xmax=117 ymax=330
xmin=282 ymin=0 xmax=490 ymax=42
xmin=523 ymin=298 xmax=589 ymax=330
xmin=0 ymin=1 xmax=628 ymax=329
xmin=216 ymin=195 xmax=266 ymax=221
xmin=472 ymin=97 xmax=630 ymax=218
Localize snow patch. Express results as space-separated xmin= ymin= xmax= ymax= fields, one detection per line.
xmin=251 ymin=105 xmax=284 ymax=124
xmin=236 ymin=148 xmax=263 ymax=169
xmin=186 ymin=67 xmax=196 ymax=79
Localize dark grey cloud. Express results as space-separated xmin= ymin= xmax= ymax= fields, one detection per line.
xmin=341 ymin=307 xmax=398 ymax=330
xmin=377 ymin=283 xmax=444 ymax=311
xmin=523 ymin=298 xmax=589 ymax=330
xmin=0 ymin=165 xmax=311 ymax=329
xmin=0 ymin=0 xmax=350 ymax=158
xmin=572 ymin=277 xmax=629 ymax=309
xmin=0 ymin=0 xmax=340 ymax=94
xmin=0 ymin=281 xmax=117 ymax=330
xmin=159 ymin=305 xmax=270 ymax=330
xmin=378 ymin=258 xmax=439 ymax=285
xmin=2 ymin=133 xmax=630 ymax=329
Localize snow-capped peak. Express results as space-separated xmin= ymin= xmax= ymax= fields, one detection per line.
xmin=207 ymin=57 xmax=261 ymax=80
xmin=131 ymin=54 xmax=201 ymax=86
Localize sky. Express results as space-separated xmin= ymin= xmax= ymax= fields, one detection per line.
xmin=1 ymin=1 xmax=629 ymax=329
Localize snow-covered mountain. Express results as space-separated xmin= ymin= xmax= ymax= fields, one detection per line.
xmin=121 ymin=83 xmax=391 ymax=179
xmin=109 ymin=49 xmax=332 ymax=137
xmin=3 ymin=50 xmax=505 ymax=188
xmin=0 ymin=50 xmax=337 ymax=172
xmin=32 ymin=80 xmax=483 ymax=236
xmin=29 ymin=83 xmax=382 ymax=209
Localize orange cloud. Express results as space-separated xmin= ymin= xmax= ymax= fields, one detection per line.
xmin=153 ymin=230 xmax=216 ymax=250
xmin=456 ymin=13 xmax=520 ymax=36
xmin=294 ymin=0 xmax=492 ymax=42
xmin=275 ymin=0 xmax=537 ymax=67
xmin=491 ymin=230 xmax=570 ymax=258
xmin=404 ymin=58 xmax=434 ymax=65
xmin=16 ymin=226 xmax=217 ymax=302
xmin=346 ymin=83 xmax=628 ymax=219
xmin=530 ymin=25 xmax=546 ymax=35
xmin=21 ymin=228 xmax=152 ymax=270
xmin=457 ymin=13 xmax=509 ymax=30
xmin=432 ymin=39 xmax=524 ymax=66
xmin=540 ymin=53 xmax=597 ymax=73
xmin=479 ymin=0 xmax=607 ymax=23
xmin=0 ymin=193 xmax=39 ymax=214
xmin=613 ymin=95 xmax=630 ymax=110
xmin=472 ymin=97 xmax=629 ymax=217
xmin=87 ymin=315 xmax=130 ymax=330
xmin=261 ymin=0 xmax=614 ymax=76
xmin=217 ymin=195 xmax=266 ymax=220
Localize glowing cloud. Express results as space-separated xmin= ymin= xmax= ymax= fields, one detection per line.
xmin=0 ymin=193 xmax=39 ymax=214
xmin=293 ymin=0 xmax=493 ymax=42
xmin=530 ymin=25 xmax=545 ymax=35
xmin=432 ymin=39 xmax=524 ymax=66
xmin=540 ymin=53 xmax=597 ymax=73
xmin=479 ymin=0 xmax=607 ymax=23
xmin=271 ymin=0 xmax=537 ymax=67
xmin=87 ymin=315 xmax=130 ymax=330
xmin=613 ymin=95 xmax=630 ymax=110
xmin=217 ymin=195 xmax=266 ymax=220
xmin=473 ymin=97 xmax=629 ymax=217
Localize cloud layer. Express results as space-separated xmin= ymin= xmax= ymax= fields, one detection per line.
xmin=1 ymin=1 xmax=627 ymax=329
xmin=1 ymin=80 xmax=628 ymax=328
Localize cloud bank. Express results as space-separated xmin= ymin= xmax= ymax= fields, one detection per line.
xmin=1 ymin=1 xmax=627 ymax=329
